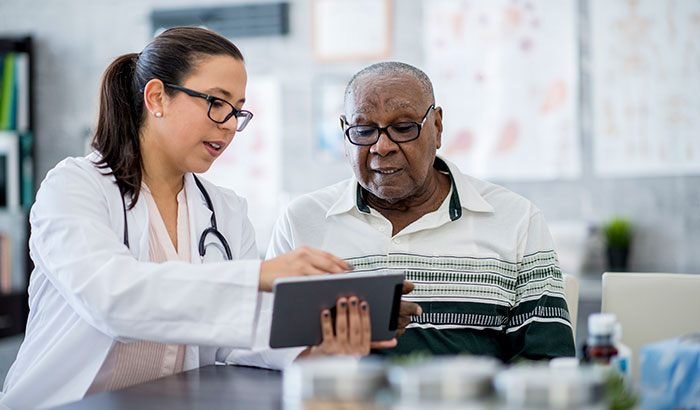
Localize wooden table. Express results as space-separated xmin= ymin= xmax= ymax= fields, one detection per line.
xmin=51 ymin=365 xmax=283 ymax=409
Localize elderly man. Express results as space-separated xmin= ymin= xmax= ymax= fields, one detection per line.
xmin=265 ymin=62 xmax=575 ymax=362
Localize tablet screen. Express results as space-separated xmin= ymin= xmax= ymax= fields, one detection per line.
xmin=269 ymin=270 xmax=405 ymax=348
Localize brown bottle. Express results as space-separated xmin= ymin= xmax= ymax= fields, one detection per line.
xmin=583 ymin=313 xmax=618 ymax=364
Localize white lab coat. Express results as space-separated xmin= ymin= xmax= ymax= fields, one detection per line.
xmin=0 ymin=153 xmax=264 ymax=409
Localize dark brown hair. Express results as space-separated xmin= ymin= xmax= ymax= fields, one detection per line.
xmin=91 ymin=26 xmax=244 ymax=208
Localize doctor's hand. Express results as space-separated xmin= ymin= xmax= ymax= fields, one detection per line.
xmin=297 ymin=296 xmax=397 ymax=359
xmin=396 ymin=281 xmax=422 ymax=339
xmin=258 ymin=246 xmax=351 ymax=292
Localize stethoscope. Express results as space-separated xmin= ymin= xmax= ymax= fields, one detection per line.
xmin=121 ymin=174 xmax=233 ymax=261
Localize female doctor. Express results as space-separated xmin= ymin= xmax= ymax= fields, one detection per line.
xmin=0 ymin=27 xmax=382 ymax=409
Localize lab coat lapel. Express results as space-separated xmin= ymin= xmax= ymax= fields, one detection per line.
xmin=183 ymin=173 xmax=214 ymax=369
xmin=118 ymin=186 xmax=149 ymax=261
xmin=134 ymin=201 xmax=150 ymax=261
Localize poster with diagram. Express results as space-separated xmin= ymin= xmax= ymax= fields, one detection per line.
xmin=591 ymin=0 xmax=700 ymax=177
xmin=424 ymin=0 xmax=580 ymax=180
xmin=203 ymin=77 xmax=281 ymax=256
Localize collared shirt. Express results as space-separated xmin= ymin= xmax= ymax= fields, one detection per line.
xmin=267 ymin=156 xmax=575 ymax=362
xmin=87 ymin=185 xmax=189 ymax=394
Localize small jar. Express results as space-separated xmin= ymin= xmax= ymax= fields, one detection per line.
xmin=283 ymin=356 xmax=387 ymax=410
xmin=387 ymin=355 xmax=500 ymax=409
xmin=494 ymin=362 xmax=607 ymax=409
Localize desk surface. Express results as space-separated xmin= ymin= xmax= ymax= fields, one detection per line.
xmin=52 ymin=365 xmax=283 ymax=410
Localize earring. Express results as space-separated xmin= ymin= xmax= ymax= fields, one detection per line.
xmin=155 ymin=112 xmax=162 ymax=118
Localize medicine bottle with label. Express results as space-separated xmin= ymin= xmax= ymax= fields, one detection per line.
xmin=583 ymin=313 xmax=618 ymax=365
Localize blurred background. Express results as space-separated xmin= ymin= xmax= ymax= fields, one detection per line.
xmin=0 ymin=0 xmax=698 ymax=381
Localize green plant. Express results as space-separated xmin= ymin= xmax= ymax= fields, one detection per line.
xmin=603 ymin=218 xmax=632 ymax=249
xmin=604 ymin=371 xmax=639 ymax=410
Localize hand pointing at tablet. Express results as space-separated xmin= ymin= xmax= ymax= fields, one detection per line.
xmin=259 ymin=246 xmax=352 ymax=292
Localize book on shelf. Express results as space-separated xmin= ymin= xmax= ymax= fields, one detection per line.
xmin=0 ymin=51 xmax=30 ymax=132
xmin=15 ymin=53 xmax=29 ymax=132
xmin=19 ymin=131 xmax=33 ymax=209
xmin=0 ymin=52 xmax=15 ymax=130
xmin=0 ymin=131 xmax=20 ymax=209
xmin=0 ymin=232 xmax=11 ymax=294
xmin=0 ymin=212 xmax=28 ymax=294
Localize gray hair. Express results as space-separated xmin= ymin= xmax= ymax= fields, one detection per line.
xmin=344 ymin=62 xmax=435 ymax=106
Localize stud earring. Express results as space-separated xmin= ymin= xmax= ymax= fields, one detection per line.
xmin=155 ymin=112 xmax=162 ymax=118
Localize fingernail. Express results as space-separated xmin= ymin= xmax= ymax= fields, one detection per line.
xmin=340 ymin=301 xmax=346 ymax=308
xmin=351 ymin=299 xmax=357 ymax=307
xmin=417 ymin=306 xmax=423 ymax=315
xmin=323 ymin=310 xmax=330 ymax=318
xmin=361 ymin=303 xmax=367 ymax=311
xmin=346 ymin=263 xmax=354 ymax=270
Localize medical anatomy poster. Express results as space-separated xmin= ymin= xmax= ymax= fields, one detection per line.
xmin=424 ymin=0 xmax=580 ymax=180
xmin=591 ymin=0 xmax=700 ymax=177
xmin=203 ymin=77 xmax=281 ymax=256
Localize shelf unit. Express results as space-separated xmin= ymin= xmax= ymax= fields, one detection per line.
xmin=0 ymin=36 xmax=34 ymax=337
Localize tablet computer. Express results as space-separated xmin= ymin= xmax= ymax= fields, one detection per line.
xmin=269 ymin=270 xmax=405 ymax=348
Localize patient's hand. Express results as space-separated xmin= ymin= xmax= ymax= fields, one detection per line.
xmin=396 ymin=281 xmax=422 ymax=338
xmin=297 ymin=296 xmax=396 ymax=359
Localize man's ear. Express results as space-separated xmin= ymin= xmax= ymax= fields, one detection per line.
xmin=143 ymin=79 xmax=166 ymax=117
xmin=433 ymin=106 xmax=444 ymax=149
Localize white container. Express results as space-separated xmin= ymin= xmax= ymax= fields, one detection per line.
xmin=282 ymin=356 xmax=386 ymax=410
xmin=494 ymin=362 xmax=607 ymax=409
xmin=387 ymin=355 xmax=500 ymax=409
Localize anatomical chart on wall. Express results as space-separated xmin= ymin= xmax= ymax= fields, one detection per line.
xmin=591 ymin=0 xmax=700 ymax=177
xmin=424 ymin=0 xmax=580 ymax=180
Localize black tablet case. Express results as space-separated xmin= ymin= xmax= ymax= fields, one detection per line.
xmin=269 ymin=271 xmax=405 ymax=348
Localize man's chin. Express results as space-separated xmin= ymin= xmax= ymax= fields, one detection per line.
xmin=366 ymin=186 xmax=411 ymax=205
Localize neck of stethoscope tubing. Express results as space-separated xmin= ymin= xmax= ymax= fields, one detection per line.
xmin=120 ymin=174 xmax=232 ymax=261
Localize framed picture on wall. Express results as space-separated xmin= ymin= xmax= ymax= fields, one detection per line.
xmin=0 ymin=132 xmax=20 ymax=209
xmin=311 ymin=0 xmax=392 ymax=62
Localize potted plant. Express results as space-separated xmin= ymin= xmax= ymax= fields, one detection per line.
xmin=602 ymin=217 xmax=632 ymax=271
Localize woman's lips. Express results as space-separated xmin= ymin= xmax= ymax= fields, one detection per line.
xmin=203 ymin=141 xmax=225 ymax=157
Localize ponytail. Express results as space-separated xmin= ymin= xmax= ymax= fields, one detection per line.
xmin=91 ymin=53 xmax=143 ymax=208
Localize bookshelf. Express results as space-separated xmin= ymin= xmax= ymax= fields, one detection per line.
xmin=0 ymin=36 xmax=34 ymax=337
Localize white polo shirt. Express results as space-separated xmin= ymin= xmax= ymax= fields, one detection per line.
xmin=264 ymin=156 xmax=574 ymax=362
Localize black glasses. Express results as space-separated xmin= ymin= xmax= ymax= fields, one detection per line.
xmin=343 ymin=105 xmax=435 ymax=146
xmin=164 ymin=83 xmax=254 ymax=132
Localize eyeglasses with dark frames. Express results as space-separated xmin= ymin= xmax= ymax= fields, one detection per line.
xmin=342 ymin=105 xmax=436 ymax=146
xmin=164 ymin=83 xmax=254 ymax=132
